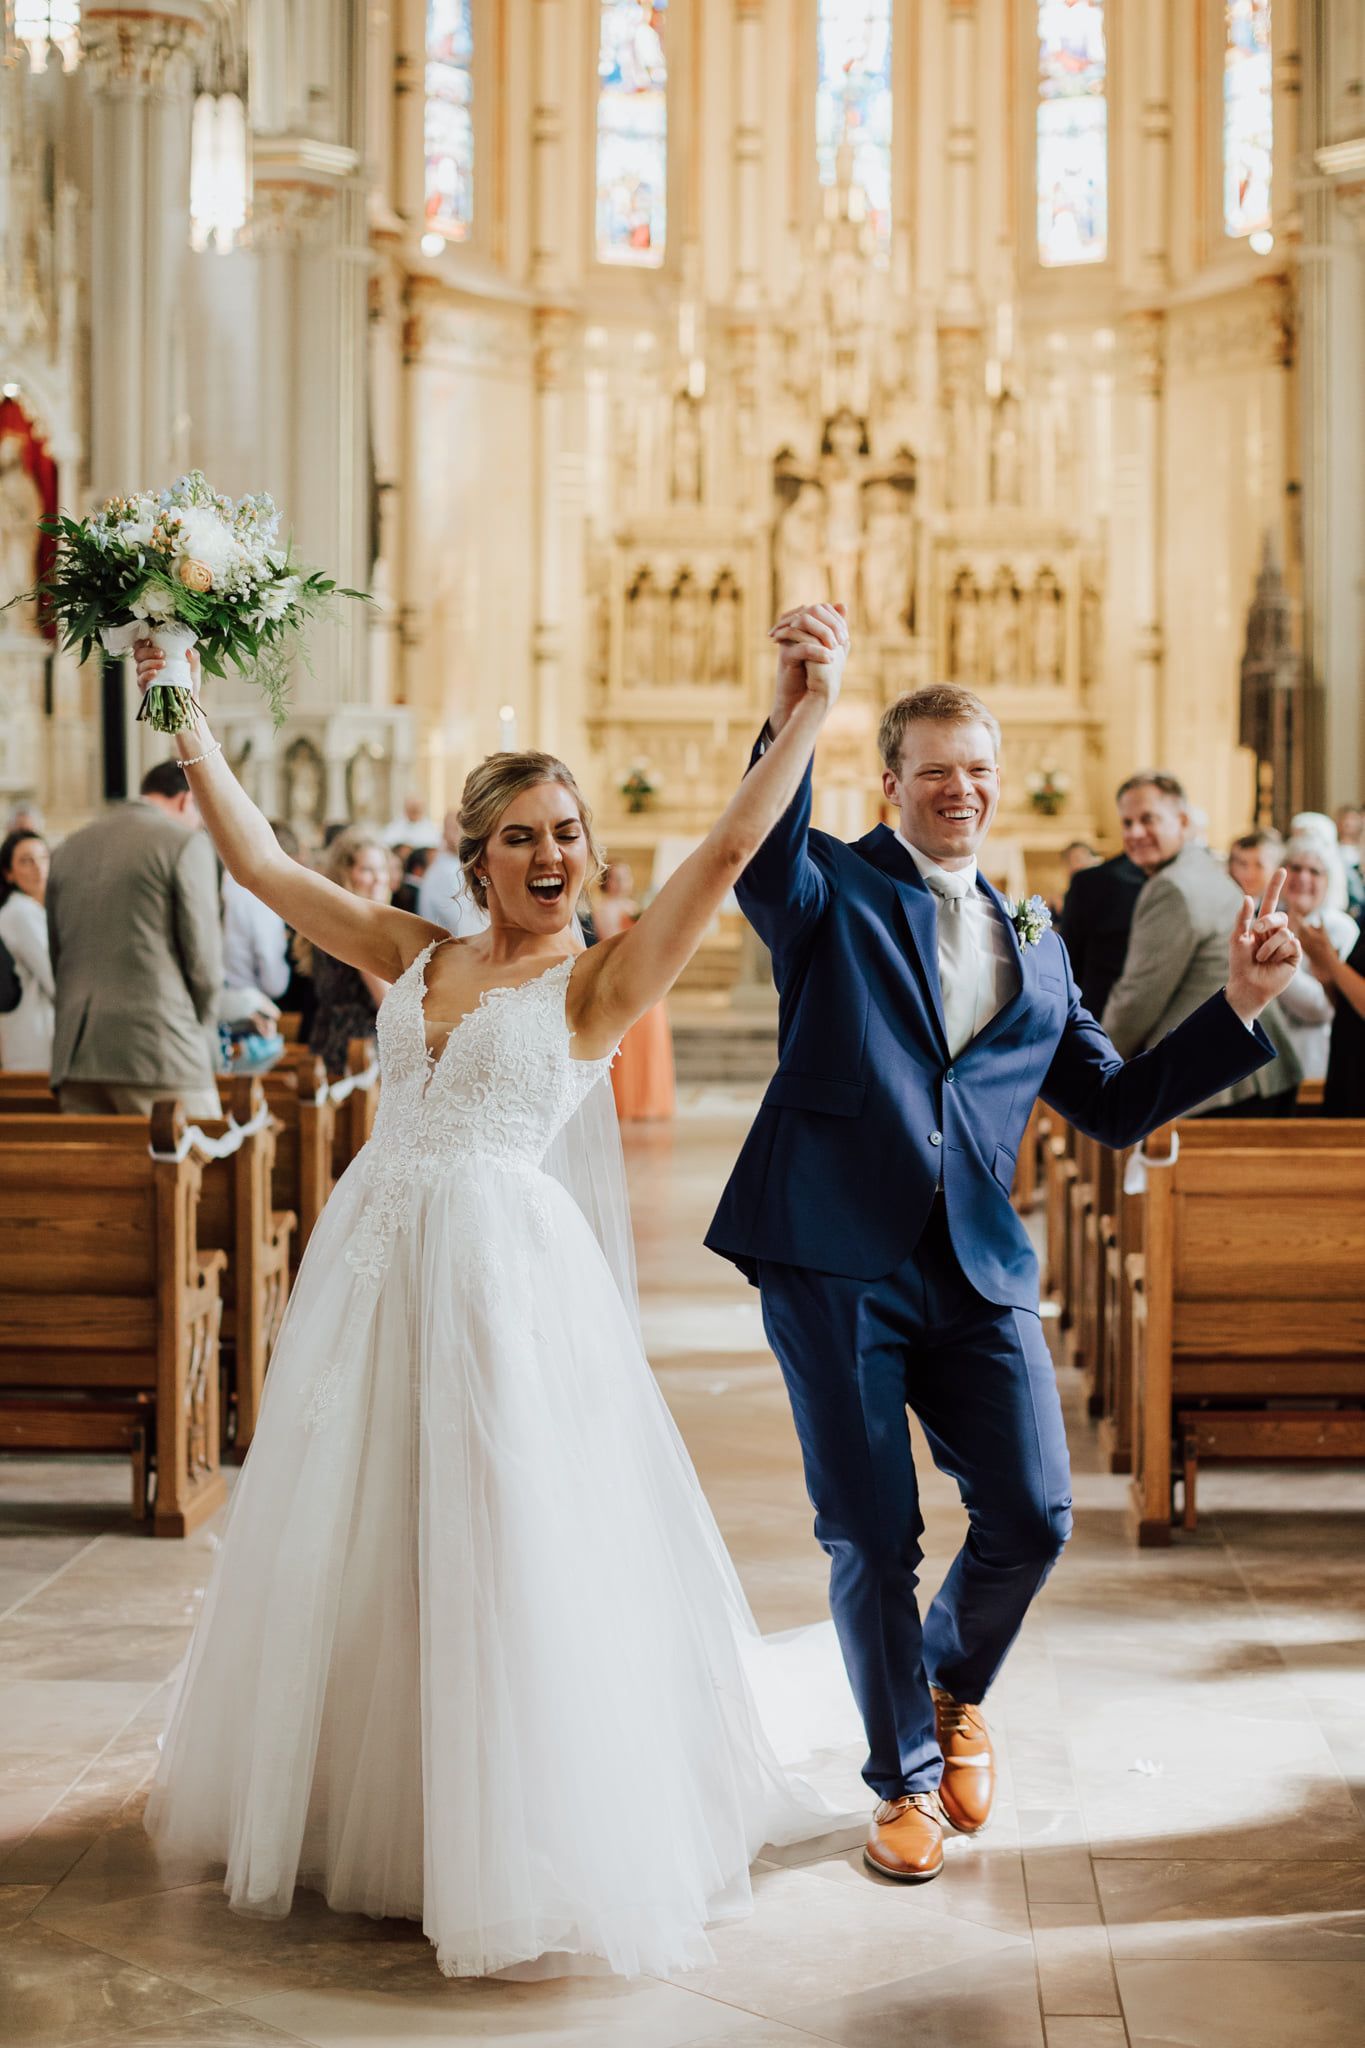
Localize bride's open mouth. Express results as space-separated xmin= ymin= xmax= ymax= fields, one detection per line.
xmin=527 ymin=873 xmax=566 ymax=905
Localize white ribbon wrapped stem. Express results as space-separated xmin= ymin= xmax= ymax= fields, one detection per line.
xmin=101 ymin=618 xmax=200 ymax=697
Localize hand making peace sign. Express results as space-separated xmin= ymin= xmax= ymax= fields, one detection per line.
xmin=1225 ymin=867 xmax=1302 ymax=1026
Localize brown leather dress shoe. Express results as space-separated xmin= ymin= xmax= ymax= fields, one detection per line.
xmin=932 ymin=1686 xmax=995 ymax=1834
xmin=863 ymin=1792 xmax=944 ymax=1883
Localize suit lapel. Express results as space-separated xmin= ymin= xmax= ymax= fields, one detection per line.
xmin=965 ymin=875 xmax=1033 ymax=1056
xmin=857 ymin=827 xmax=951 ymax=1059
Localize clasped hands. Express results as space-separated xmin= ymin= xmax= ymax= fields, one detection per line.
xmin=767 ymin=602 xmax=850 ymax=732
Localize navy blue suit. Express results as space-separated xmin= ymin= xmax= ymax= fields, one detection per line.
xmin=707 ymin=745 xmax=1274 ymax=1799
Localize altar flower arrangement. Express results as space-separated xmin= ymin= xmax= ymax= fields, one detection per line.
xmin=619 ymin=758 xmax=660 ymax=814
xmin=1025 ymin=763 xmax=1070 ymax=817
xmin=8 ymin=471 xmax=369 ymax=734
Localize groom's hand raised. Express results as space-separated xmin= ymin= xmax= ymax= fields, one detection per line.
xmin=766 ymin=602 xmax=849 ymax=736
xmin=1225 ymin=867 xmax=1302 ymax=1027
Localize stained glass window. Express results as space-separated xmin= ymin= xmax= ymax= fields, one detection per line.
xmin=1223 ymin=0 xmax=1272 ymax=238
xmin=815 ymin=0 xmax=893 ymax=249
xmin=595 ymin=1 xmax=668 ymax=266
xmin=1036 ymin=0 xmax=1108 ymax=267
xmin=425 ymin=0 xmax=474 ymax=240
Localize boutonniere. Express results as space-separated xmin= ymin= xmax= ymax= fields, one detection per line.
xmin=1008 ymin=894 xmax=1053 ymax=948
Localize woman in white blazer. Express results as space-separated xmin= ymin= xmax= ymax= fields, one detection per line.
xmin=0 ymin=827 xmax=55 ymax=1070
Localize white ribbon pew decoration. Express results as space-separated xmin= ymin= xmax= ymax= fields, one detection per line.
xmin=322 ymin=1058 xmax=380 ymax=1107
xmin=1122 ymin=1127 xmax=1181 ymax=1198
xmin=150 ymin=1096 xmax=274 ymax=1164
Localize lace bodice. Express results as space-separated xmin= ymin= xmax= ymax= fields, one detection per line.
xmin=340 ymin=944 xmax=614 ymax=1296
xmin=368 ymin=943 xmax=612 ymax=1174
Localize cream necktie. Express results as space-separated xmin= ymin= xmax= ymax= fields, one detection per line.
xmin=924 ymin=869 xmax=977 ymax=1060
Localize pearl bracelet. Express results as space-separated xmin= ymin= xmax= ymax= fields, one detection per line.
xmin=179 ymin=738 xmax=223 ymax=768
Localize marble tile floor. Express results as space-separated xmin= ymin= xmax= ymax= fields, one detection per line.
xmin=2 ymin=1090 xmax=1364 ymax=2047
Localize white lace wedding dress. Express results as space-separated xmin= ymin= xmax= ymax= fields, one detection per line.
xmin=146 ymin=942 xmax=860 ymax=1980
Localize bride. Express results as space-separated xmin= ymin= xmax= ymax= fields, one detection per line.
xmin=133 ymin=604 xmax=859 ymax=1981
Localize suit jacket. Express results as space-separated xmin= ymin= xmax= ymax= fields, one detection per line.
xmin=47 ymin=801 xmax=223 ymax=1090
xmin=1058 ymin=853 xmax=1145 ymax=1019
xmin=705 ymin=745 xmax=1274 ymax=1304
xmin=1100 ymin=843 xmax=1300 ymax=1110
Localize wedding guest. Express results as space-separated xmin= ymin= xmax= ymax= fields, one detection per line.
xmin=417 ymin=807 xmax=489 ymax=939
xmin=392 ymin=844 xmax=432 ymax=916
xmin=1102 ymin=772 xmax=1301 ymax=1114
xmin=1297 ymin=912 xmax=1365 ymax=1115
xmin=1047 ymin=841 xmax=1099 ymax=918
xmin=1276 ymin=835 xmax=1359 ymax=1082
xmin=47 ymin=759 xmax=223 ymax=1117
xmin=305 ymin=828 xmax=391 ymax=1077
xmin=1228 ymin=828 xmax=1285 ymax=901
xmin=1334 ymin=804 xmax=1365 ymax=917
xmin=1058 ymin=842 xmax=1145 ymax=1019
xmin=0 ymin=827 xmax=55 ymax=1070
xmin=223 ymin=819 xmax=296 ymax=1009
xmin=3 ymin=801 xmax=44 ymax=838
xmin=383 ymin=791 xmax=440 ymax=850
xmin=595 ymin=862 xmax=676 ymax=1122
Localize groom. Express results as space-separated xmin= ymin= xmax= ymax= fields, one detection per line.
xmin=706 ymin=602 xmax=1300 ymax=1884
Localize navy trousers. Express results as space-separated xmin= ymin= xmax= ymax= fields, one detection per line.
xmin=758 ymin=1198 xmax=1072 ymax=1800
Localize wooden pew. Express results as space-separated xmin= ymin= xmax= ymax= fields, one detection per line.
xmin=1088 ymin=1077 xmax=1333 ymax=1475
xmin=1010 ymin=1098 xmax=1051 ymax=1215
xmin=1075 ymin=1139 xmax=1122 ymax=1416
xmin=1126 ymin=1117 xmax=1365 ymax=1546
xmin=1098 ymin=1145 xmax=1140 ymax=1472
xmin=1043 ymin=1118 xmax=1077 ymax=1313
xmin=0 ymin=1101 xmax=227 ymax=1535
xmin=226 ymin=1055 xmax=334 ymax=1276
xmin=331 ymin=1037 xmax=381 ymax=1179
xmin=0 ymin=1058 xmax=344 ymax=1289
xmin=0 ymin=1081 xmax=294 ymax=1455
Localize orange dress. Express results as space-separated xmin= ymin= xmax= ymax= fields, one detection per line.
xmin=600 ymin=908 xmax=676 ymax=1121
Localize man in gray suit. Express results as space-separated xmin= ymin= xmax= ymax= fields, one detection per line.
xmin=1101 ymin=771 xmax=1301 ymax=1114
xmin=48 ymin=759 xmax=223 ymax=1118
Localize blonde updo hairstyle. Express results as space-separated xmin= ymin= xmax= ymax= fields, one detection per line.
xmin=458 ymin=751 xmax=607 ymax=912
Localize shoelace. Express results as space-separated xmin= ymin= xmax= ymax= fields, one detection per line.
xmin=878 ymin=1791 xmax=946 ymax=1824
xmin=935 ymin=1695 xmax=982 ymax=1741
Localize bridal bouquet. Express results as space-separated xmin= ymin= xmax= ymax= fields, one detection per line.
xmin=12 ymin=471 xmax=368 ymax=734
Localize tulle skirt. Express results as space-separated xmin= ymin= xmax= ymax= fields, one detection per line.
xmin=145 ymin=1149 xmax=861 ymax=1979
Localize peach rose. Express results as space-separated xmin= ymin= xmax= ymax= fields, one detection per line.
xmin=177 ymin=557 xmax=213 ymax=593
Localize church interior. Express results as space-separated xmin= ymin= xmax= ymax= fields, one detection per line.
xmin=2 ymin=2 xmax=1364 ymax=2043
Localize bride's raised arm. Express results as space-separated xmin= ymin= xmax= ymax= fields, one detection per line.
xmin=570 ymin=601 xmax=847 ymax=1058
xmin=131 ymin=641 xmax=443 ymax=983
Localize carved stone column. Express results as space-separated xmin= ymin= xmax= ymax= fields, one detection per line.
xmin=250 ymin=138 xmax=369 ymax=709
xmin=530 ymin=0 xmax=566 ymax=294
xmin=733 ymin=0 xmax=764 ymax=310
xmin=82 ymin=3 xmax=205 ymax=499
xmin=531 ymin=307 xmax=574 ymax=751
xmin=1119 ymin=310 xmax=1165 ymax=772
xmin=1136 ymin=0 xmax=1171 ymax=294
xmin=943 ymin=0 xmax=978 ymax=323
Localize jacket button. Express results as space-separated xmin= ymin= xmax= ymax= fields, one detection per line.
xmin=929 ymin=1130 xmax=943 ymax=1147
xmin=945 ymin=1068 xmax=956 ymax=1083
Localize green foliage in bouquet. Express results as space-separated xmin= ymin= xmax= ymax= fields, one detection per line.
xmin=9 ymin=471 xmax=371 ymax=735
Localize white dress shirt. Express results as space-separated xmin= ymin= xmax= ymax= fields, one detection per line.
xmin=417 ymin=849 xmax=490 ymax=940
xmin=222 ymin=872 xmax=291 ymax=1002
xmin=896 ymin=831 xmax=1018 ymax=1060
